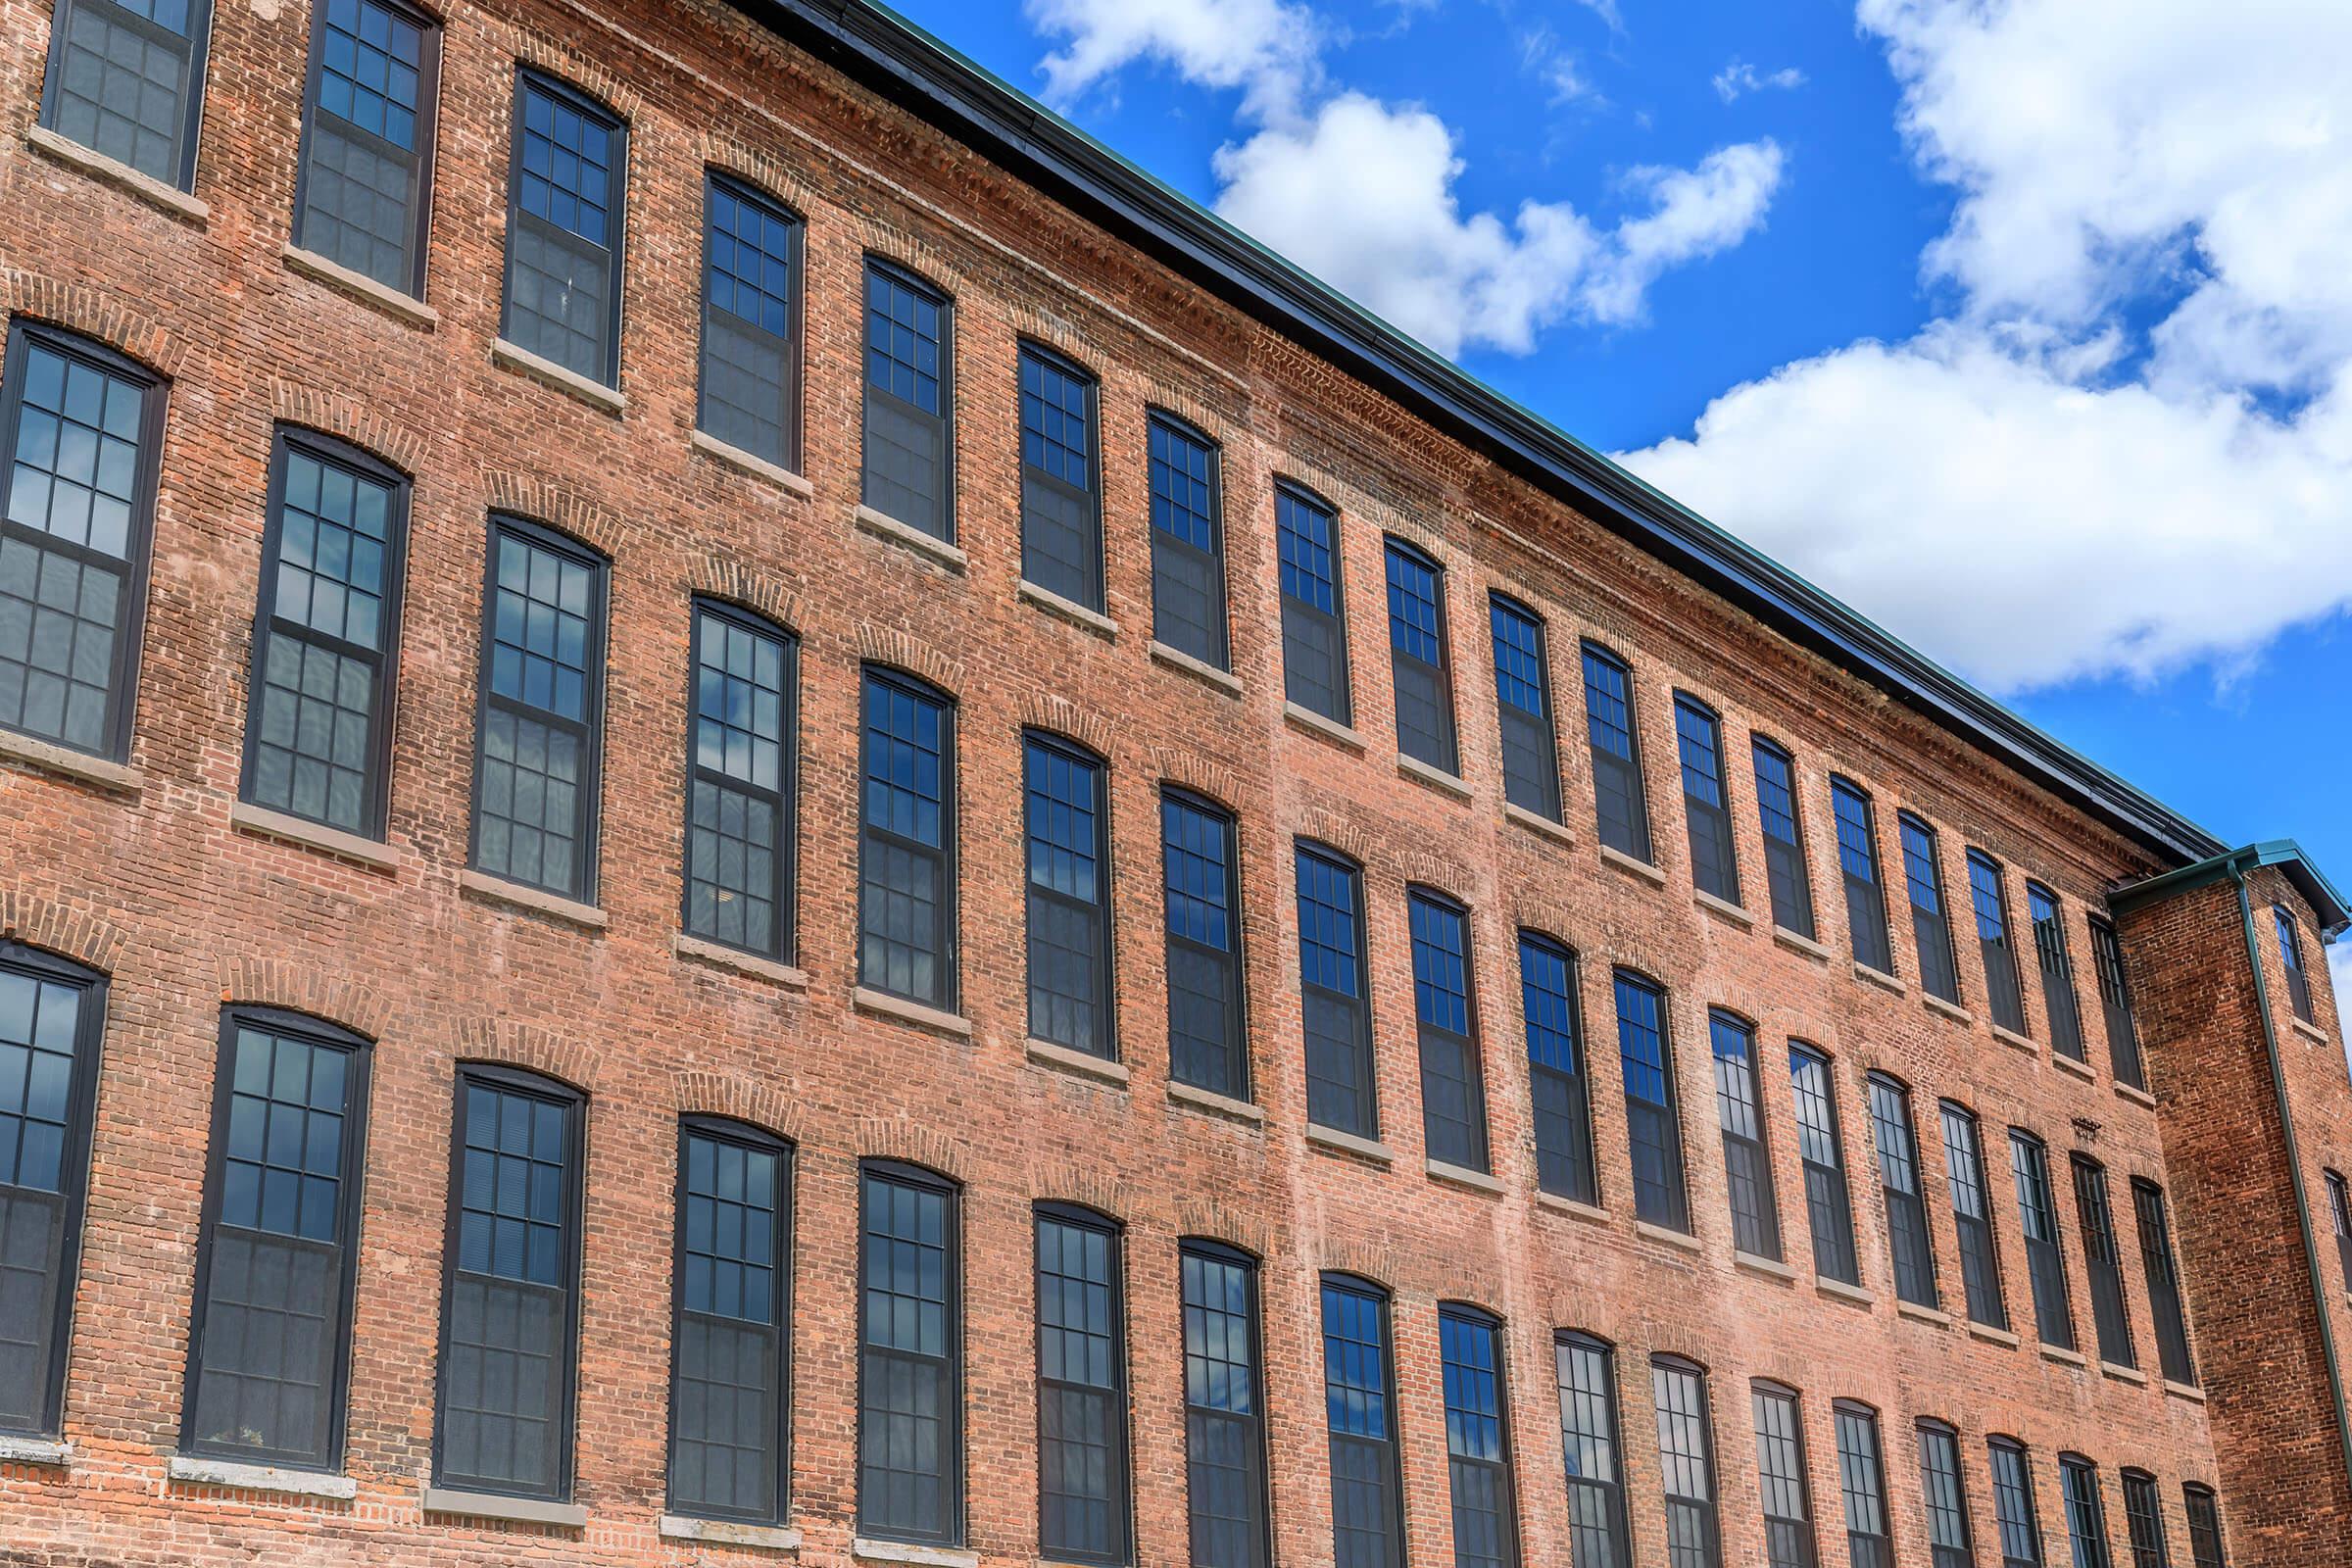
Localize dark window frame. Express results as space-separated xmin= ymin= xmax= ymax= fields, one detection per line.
xmin=1489 ymin=593 xmax=1562 ymax=822
xmin=697 ymin=171 xmax=806 ymax=472
xmin=1161 ymin=786 xmax=1249 ymax=1101
xmin=858 ymin=664 xmax=959 ymax=1010
xmin=1555 ymin=1330 xmax=1632 ymax=1568
xmin=1615 ymin=967 xmax=1690 ymax=1234
xmin=1969 ymin=850 xmax=2029 ymax=1037
xmin=1867 ymin=1071 xmax=1939 ymax=1310
xmin=1409 ymin=885 xmax=1490 ymax=1174
xmin=1022 ymin=728 xmax=1115 ymax=1058
xmin=2328 ymin=1168 xmax=2352 ymax=1294
xmin=1750 ymin=736 xmax=1816 ymax=940
xmin=1320 ymin=1271 xmax=1406 ymax=1568
xmin=1789 ymin=1042 xmax=1860 ymax=1287
xmin=1580 ymin=640 xmax=1652 ymax=863
xmin=1833 ymin=1399 xmax=1892 ymax=1568
xmin=2011 ymin=1129 xmax=2076 ymax=1352
xmin=1673 ymin=694 xmax=1740 ymax=906
xmin=2059 ymin=1453 xmax=2114 ymax=1568
xmin=679 ymin=597 xmax=799 ymax=962
xmin=1276 ymin=479 xmax=1351 ymax=726
xmin=860 ymin=256 xmax=957 ymax=541
xmin=1016 ymin=339 xmax=1105 ymax=612
xmin=1749 ymin=1378 xmax=1818 ymax=1568
xmin=2131 ymin=1177 xmax=2195 ymax=1388
xmin=1918 ymin=1418 xmax=1976 ymax=1568
xmin=1830 ymin=776 xmax=1893 ymax=976
xmin=1383 ymin=536 xmax=1460 ymax=776
xmin=1178 ymin=1237 xmax=1272 ymax=1568
xmin=2120 ymin=1469 xmax=2169 ymax=1568
xmin=1649 ymin=1352 xmax=1723 ymax=1568
xmin=2029 ymin=882 xmax=2085 ymax=1061
xmin=1297 ymin=839 xmax=1378 ymax=1141
xmin=1989 ymin=1436 xmax=2047 ymax=1568
xmin=1898 ymin=811 xmax=1961 ymax=1004
xmin=1146 ymin=409 xmax=1230 ymax=671
xmin=1709 ymin=1009 xmax=1780 ymax=1263
xmin=1033 ymin=1200 xmax=1133 ymax=1566
xmin=2086 ymin=916 xmax=2143 ymax=1088
xmin=36 ymin=0 xmax=216 ymax=192
xmin=2181 ymin=1484 xmax=2225 ymax=1568
xmin=1437 ymin=1300 xmax=1521 ymax=1568
xmin=1520 ymin=930 xmax=1597 ymax=1206
xmin=2275 ymin=905 xmax=2315 ymax=1024
xmin=2071 ymin=1153 xmax=2136 ymax=1371
xmin=1939 ymin=1100 xmax=2010 ymax=1332
xmin=856 ymin=1158 xmax=964 ymax=1546
xmin=289 ymin=0 xmax=442 ymax=297
xmin=497 ymin=68 xmax=628 ymax=388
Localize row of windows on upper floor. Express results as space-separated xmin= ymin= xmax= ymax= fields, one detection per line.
xmin=0 ymin=955 xmax=2231 ymax=1568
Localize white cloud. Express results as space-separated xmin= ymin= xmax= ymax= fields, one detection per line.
xmin=1026 ymin=0 xmax=1322 ymax=120
xmin=1520 ymin=24 xmax=1599 ymax=107
xmin=1712 ymin=58 xmax=1807 ymax=104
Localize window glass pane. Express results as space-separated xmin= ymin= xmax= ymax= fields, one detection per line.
xmin=1322 ymin=1279 xmax=1399 ymax=1568
xmin=2072 ymin=1157 xmax=2136 ymax=1369
xmin=701 ymin=178 xmax=801 ymax=468
xmin=1868 ymin=1077 xmax=1937 ymax=1308
xmin=1711 ymin=1013 xmax=1779 ymax=1260
xmin=1751 ymin=740 xmax=1815 ymax=939
xmin=1616 ymin=972 xmax=1687 ymax=1231
xmin=0 ymin=953 xmax=98 ymax=1438
xmin=2183 ymin=1487 xmax=2226 ymax=1568
xmin=2132 ymin=1180 xmax=2195 ymax=1387
xmin=1676 ymin=699 xmax=1740 ymax=905
xmin=1164 ymin=794 xmax=1244 ymax=1099
xmin=1940 ymin=1103 xmax=2008 ymax=1331
xmin=1900 ymin=815 xmax=1960 ymax=1003
xmin=1037 ymin=1211 xmax=1127 ymax=1564
xmin=43 ymin=0 xmax=202 ymax=185
xmin=1298 ymin=847 xmax=1374 ymax=1138
xmin=2031 ymin=885 xmax=2085 ymax=1060
xmin=298 ymin=0 xmax=432 ymax=288
xmin=859 ymin=1167 xmax=958 ymax=1543
xmin=1790 ymin=1047 xmax=1859 ymax=1285
xmin=1990 ymin=1441 xmax=2046 ymax=1568
xmin=670 ymin=1124 xmax=787 ymax=1523
xmin=2276 ymin=906 xmax=2314 ymax=1023
xmin=503 ymin=75 xmax=622 ymax=383
xmin=862 ymin=265 xmax=952 ymax=537
xmin=1278 ymin=489 xmax=1348 ymax=723
xmin=473 ymin=522 xmax=602 ymax=900
xmin=1521 ymin=936 xmax=1594 ymax=1204
xmin=1411 ymin=894 xmax=1487 ymax=1172
xmin=1440 ymin=1310 xmax=1516 ymax=1568
xmin=2088 ymin=919 xmax=2143 ymax=1088
xmin=1919 ymin=1424 xmax=1974 ymax=1568
xmin=1583 ymin=647 xmax=1650 ymax=861
xmin=1835 ymin=1406 xmax=1890 ymax=1568
xmin=1019 ymin=349 xmax=1102 ymax=611
xmin=685 ymin=606 xmax=793 ymax=957
xmin=1751 ymin=1386 xmax=1816 ymax=1568
xmin=1150 ymin=418 xmax=1227 ymax=667
xmin=2122 ymin=1473 xmax=2170 ymax=1568
xmin=2061 ymin=1458 xmax=2113 ymax=1568
xmin=1555 ymin=1336 xmax=1629 ymax=1568
xmin=1182 ymin=1245 xmax=1267 ymax=1568
xmin=1832 ymin=781 xmax=1891 ymax=974
xmin=1969 ymin=853 xmax=2027 ymax=1036
xmin=1386 ymin=543 xmax=1457 ymax=774
xmin=1491 ymin=600 xmax=1559 ymax=819
xmin=1025 ymin=738 xmax=1108 ymax=1055
xmin=1651 ymin=1359 xmax=1721 ymax=1568
xmin=860 ymin=671 xmax=953 ymax=1006
xmin=2012 ymin=1135 xmax=2076 ymax=1351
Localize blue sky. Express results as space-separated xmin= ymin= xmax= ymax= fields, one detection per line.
xmin=885 ymin=0 xmax=2352 ymax=976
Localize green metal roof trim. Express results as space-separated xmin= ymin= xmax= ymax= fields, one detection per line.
xmin=729 ymin=0 xmax=2287 ymax=876
xmin=2112 ymin=842 xmax=2352 ymax=941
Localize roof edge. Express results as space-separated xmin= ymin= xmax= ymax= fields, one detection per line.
xmin=2112 ymin=842 xmax=2352 ymax=941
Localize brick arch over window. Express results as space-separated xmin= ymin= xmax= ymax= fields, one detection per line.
xmin=1293 ymin=808 xmax=1380 ymax=872
xmin=2 ymin=275 xmax=189 ymax=377
xmin=1025 ymin=1163 xmax=1133 ymax=1221
xmin=267 ymin=380 xmax=428 ymax=478
xmin=451 ymin=1018 xmax=604 ymax=1096
xmin=1019 ymin=693 xmax=1114 ymax=761
xmin=672 ymin=1069 xmax=805 ymax=1146
xmin=852 ymin=1115 xmax=968 ymax=1183
xmin=1150 ymin=745 xmax=1248 ymax=812
xmin=856 ymin=624 xmax=963 ymax=697
xmin=690 ymin=558 xmax=806 ymax=637
xmin=1396 ymin=850 xmax=1477 ymax=905
xmin=213 ymin=956 xmax=393 ymax=1042
xmin=1173 ymin=1198 xmax=1275 ymax=1261
xmin=477 ymin=467 xmax=630 ymax=561
xmin=0 ymin=892 xmax=127 ymax=974
xmin=485 ymin=19 xmax=647 ymax=122
xmin=695 ymin=136 xmax=819 ymax=225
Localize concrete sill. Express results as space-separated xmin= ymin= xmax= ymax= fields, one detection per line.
xmin=2291 ymin=1016 xmax=2330 ymax=1046
xmin=662 ymin=1515 xmax=803 ymax=1550
xmin=1536 ymin=1192 xmax=1609 ymax=1225
xmin=1895 ymin=1299 xmax=1952 ymax=1328
xmin=674 ymin=933 xmax=808 ymax=990
xmin=1018 ymin=579 xmax=1118 ymax=640
xmin=0 ymin=1436 xmax=73 ymax=1467
xmin=27 ymin=125 xmax=208 ymax=223
xmin=1149 ymin=640 xmax=1242 ymax=697
xmin=231 ymin=802 xmax=398 ymax=872
xmin=2100 ymin=1361 xmax=2148 ymax=1386
xmin=1634 ymin=1220 xmax=1702 ymax=1253
xmin=1426 ymin=1158 xmax=1502 ymax=1196
xmin=854 ymin=1539 xmax=978 ymax=1568
xmin=281 ymin=244 xmax=436 ymax=328
xmin=691 ymin=429 xmax=814 ymax=498
xmin=1026 ymin=1037 xmax=1130 ymax=1087
xmin=1774 ymin=926 xmax=1831 ymax=962
xmin=2051 ymin=1053 xmax=2095 ymax=1082
xmin=2038 ymin=1344 xmax=2087 ymax=1369
xmin=1922 ymin=993 xmax=1974 ymax=1026
xmin=854 ymin=506 xmax=967 ymax=572
xmin=2113 ymin=1081 xmax=2157 ymax=1109
xmin=1968 ymin=1321 xmax=2021 ymax=1348
xmin=1991 ymin=1024 xmax=2038 ymax=1055
xmin=458 ymin=870 xmax=608 ymax=931
xmin=1502 ymin=803 xmax=1572 ymax=847
xmin=2162 ymin=1380 xmax=2207 ymax=1404
xmin=1304 ymin=1123 xmax=1394 ymax=1166
xmin=1816 ymin=1277 xmax=1876 ymax=1309
xmin=490 ymin=338 xmax=624 ymax=416
xmin=1166 ymin=1081 xmax=1264 ymax=1124
xmin=1396 ymin=753 xmax=1471 ymax=801
xmin=1734 ymin=1250 xmax=1797 ymax=1282
xmin=0 ymin=728 xmax=143 ymax=793
xmin=853 ymin=987 xmax=972 ymax=1038
xmin=420 ymin=1485 xmax=587 ymax=1528
xmin=1693 ymin=889 xmax=1752 ymax=928
xmin=1853 ymin=961 xmax=1906 ymax=997
xmin=1598 ymin=844 xmax=1666 ymax=886
xmin=1283 ymin=702 xmax=1365 ymax=753
xmin=168 ymin=1455 xmax=357 ymax=1500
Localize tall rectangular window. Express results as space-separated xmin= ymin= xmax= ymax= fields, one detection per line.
xmin=1751 ymin=738 xmax=1815 ymax=939
xmin=2275 ymin=906 xmax=2315 ymax=1024
xmin=2122 ymin=1471 xmax=2170 ymax=1568
xmin=1036 ymin=1205 xmax=1129 ymax=1565
xmin=1149 ymin=415 xmax=1228 ymax=670
xmin=1491 ymin=596 xmax=1561 ymax=820
xmin=1712 ymin=1012 xmax=1780 ymax=1261
xmin=293 ymin=0 xmax=437 ymax=293
xmin=668 ymin=1119 xmax=789 ymax=1524
xmin=1556 ymin=1334 xmax=1631 ymax=1568
xmin=2131 ymin=1179 xmax=2195 ymax=1387
xmin=1181 ymin=1242 xmax=1268 ymax=1568
xmin=1939 ymin=1102 xmax=2008 ymax=1331
xmin=2011 ymin=1132 xmax=2076 ymax=1351
xmin=0 ymin=325 xmax=164 ymax=760
xmin=1025 ymin=734 xmax=1112 ymax=1057
xmin=2329 ymin=1170 xmax=2352 ymax=1294
xmin=1521 ymin=934 xmax=1595 ymax=1204
xmin=862 ymin=262 xmax=954 ymax=539
xmin=1386 ymin=540 xmax=1458 ymax=774
xmin=2087 ymin=918 xmax=2143 ymax=1089
xmin=2060 ymin=1456 xmax=2114 ymax=1568
xmin=433 ymin=1066 xmax=581 ymax=1501
xmin=1918 ymin=1421 xmax=1975 ymax=1568
xmin=2030 ymin=884 xmax=2085 ymax=1061
xmin=1411 ymin=892 xmax=1489 ymax=1173
xmin=1899 ymin=813 xmax=1960 ymax=1004
xmin=1322 ymin=1276 xmax=1402 ymax=1568
xmin=240 ymin=430 xmax=408 ymax=837
xmin=1651 ymin=1356 xmax=1722 ymax=1568
xmin=1676 ymin=697 xmax=1740 ymax=905
xmin=858 ymin=1162 xmax=960 ymax=1544
xmin=1163 ymin=791 xmax=1246 ymax=1099
xmin=1970 ymin=852 xmax=2028 ymax=1035
xmin=859 ymin=668 xmax=956 ymax=1009
xmin=1440 ymin=1307 xmax=1519 ymax=1568
xmin=683 ymin=602 xmax=795 ymax=960
xmin=500 ymin=72 xmax=625 ymax=387
xmin=1616 ymin=970 xmax=1688 ymax=1232
xmin=1582 ymin=644 xmax=1651 ymax=861
xmin=2072 ymin=1156 xmax=2135 ymax=1370
xmin=1990 ymin=1439 xmax=2046 ymax=1568
xmin=1750 ymin=1382 xmax=1818 ymax=1568
xmin=1019 ymin=346 xmax=1102 ymax=612
xmin=1790 ymin=1045 xmax=1860 ymax=1286
xmin=1834 ymin=1402 xmax=1891 ymax=1568
xmin=1868 ymin=1074 xmax=1937 ymax=1309
xmin=2182 ymin=1486 xmax=2226 ymax=1568
xmin=1278 ymin=485 xmax=1349 ymax=724
xmin=38 ymin=0 xmax=211 ymax=188
xmin=1298 ymin=844 xmax=1375 ymax=1139
xmin=1831 ymin=779 xmax=1893 ymax=975
xmin=469 ymin=517 xmax=606 ymax=902
xmin=699 ymin=175 xmax=803 ymax=471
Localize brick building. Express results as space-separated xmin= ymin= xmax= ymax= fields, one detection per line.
xmin=0 ymin=0 xmax=2348 ymax=1564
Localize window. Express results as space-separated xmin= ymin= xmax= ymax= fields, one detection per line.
xmin=1180 ymin=1241 xmax=1269 ymax=1568
xmin=2029 ymin=884 xmax=2085 ymax=1061
xmin=1789 ymin=1045 xmax=1860 ymax=1286
xmin=1676 ymin=697 xmax=1740 ymax=905
xmin=2060 ymin=1456 xmax=2113 ymax=1568
xmin=859 ymin=668 xmax=956 ymax=1009
xmin=858 ymin=1162 xmax=960 ymax=1544
xmin=1939 ymin=1102 xmax=2008 ymax=1331
xmin=1386 ymin=540 xmax=1458 ymax=774
xmin=1036 ymin=1205 xmax=1129 ymax=1565
xmin=1163 ymin=791 xmax=1246 ymax=1099
xmin=1298 ymin=843 xmax=1376 ymax=1139
xmin=239 ymin=430 xmax=408 ymax=837
xmin=1834 ymin=1402 xmax=1891 ymax=1568
xmin=0 ymin=324 xmax=164 ymax=760
xmin=1149 ymin=415 xmax=1228 ymax=669
xmin=1711 ymin=1012 xmax=1780 ymax=1261
xmin=683 ymin=602 xmax=796 ymax=960
xmin=2329 ymin=1170 xmax=2352 ymax=1293
xmin=862 ymin=261 xmax=954 ymax=539
xmin=0 ymin=946 xmax=107 ymax=1439
xmin=2181 ymin=1485 xmax=2226 ymax=1568
xmin=1970 ymin=852 xmax=2028 ymax=1036
xmin=2132 ymin=1179 xmax=2195 ymax=1387
xmin=1831 ymin=779 xmax=1892 ymax=975
xmin=1491 ymin=596 xmax=1561 ymax=820
xmin=2011 ymin=1132 xmax=2075 ymax=1351
xmin=1582 ymin=644 xmax=1651 ymax=861
xmin=2122 ymin=1471 xmax=2170 ymax=1568
xmin=469 ymin=516 xmax=606 ymax=902
xmin=1025 ymin=734 xmax=1112 ymax=1057
xmin=292 ymin=0 xmax=437 ymax=294
xmin=1556 ymin=1333 xmax=1631 ymax=1568
xmin=2275 ymin=906 xmax=2315 ymax=1024
xmin=1411 ymin=891 xmax=1489 ymax=1172
xmin=1900 ymin=813 xmax=1960 ymax=1004
xmin=1751 ymin=738 xmax=1815 ymax=939
xmin=1019 ymin=346 xmax=1102 ymax=612
xmin=433 ymin=1066 xmax=582 ymax=1501
xmin=1918 ymin=1421 xmax=1975 ymax=1568
xmin=500 ymin=72 xmax=625 ymax=387
xmin=1439 ymin=1306 xmax=1519 ymax=1568
xmin=38 ymin=0 xmax=212 ymax=188
xmin=2088 ymin=918 xmax=2143 ymax=1089
xmin=1321 ymin=1275 xmax=1402 ymax=1568
xmin=1750 ymin=1382 xmax=1818 ymax=1568
xmin=1651 ymin=1355 xmax=1722 ymax=1568
xmin=668 ymin=1119 xmax=790 ymax=1524
xmin=1278 ymin=485 xmax=1349 ymax=724
xmin=699 ymin=174 xmax=804 ymax=470
xmin=1989 ymin=1438 xmax=2046 ymax=1568
xmin=1867 ymin=1074 xmax=1938 ymax=1309
xmin=1521 ymin=934 xmax=1596 ymax=1204
xmin=2072 ymin=1155 xmax=2135 ymax=1369
xmin=1616 ymin=971 xmax=1688 ymax=1232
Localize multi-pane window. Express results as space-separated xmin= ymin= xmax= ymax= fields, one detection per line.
xmin=1751 ymin=1382 xmax=1818 ymax=1568
xmin=1900 ymin=813 xmax=1960 ymax=1004
xmin=501 ymin=72 xmax=625 ymax=386
xmin=2122 ymin=1471 xmax=2171 ymax=1568
xmin=1411 ymin=892 xmax=1489 ymax=1172
xmin=1521 ymin=934 xmax=1596 ymax=1204
xmin=1181 ymin=1242 xmax=1269 ymax=1568
xmin=1867 ymin=1074 xmax=1938 ymax=1308
xmin=1751 ymin=738 xmax=1815 ymax=939
xmin=2181 ymin=1486 xmax=2226 ymax=1568
xmin=1712 ymin=1012 xmax=1780 ymax=1260
xmin=1386 ymin=540 xmax=1458 ymax=774
xmin=1035 ymin=1205 xmax=1129 ymax=1565
xmin=1556 ymin=1333 xmax=1631 ymax=1568
xmin=1018 ymin=346 xmax=1102 ymax=611
xmin=2030 ymin=883 xmax=2085 ymax=1061
xmin=1491 ymin=597 xmax=1561 ymax=820
xmin=1835 ymin=1402 xmax=1892 ymax=1568
xmin=1651 ymin=1355 xmax=1722 ymax=1568
xmin=469 ymin=517 xmax=606 ymax=902
xmin=2132 ymin=1179 xmax=2195 ymax=1387
xmin=1970 ymin=851 xmax=2028 ymax=1036
xmin=1163 ymin=791 xmax=1246 ymax=1099
xmin=1939 ymin=1102 xmax=2008 ymax=1330
xmin=38 ymin=0 xmax=212 ymax=187
xmin=433 ymin=1066 xmax=581 ymax=1501
xmin=239 ymin=431 xmax=407 ymax=836
xmin=2011 ymin=1132 xmax=2076 ymax=1351
xmin=2072 ymin=1156 xmax=2136 ymax=1370
xmin=2060 ymin=1456 xmax=2114 ymax=1568
xmin=1298 ymin=844 xmax=1376 ymax=1139
xmin=1989 ymin=1438 xmax=2047 ymax=1568
xmin=862 ymin=261 xmax=954 ymax=538
xmin=859 ymin=668 xmax=956 ymax=1009
xmin=1831 ymin=779 xmax=1893 ymax=974
xmin=2275 ymin=906 xmax=2315 ymax=1024
xmin=683 ymin=602 xmax=795 ymax=959
xmin=1149 ymin=415 xmax=1228 ymax=669
xmin=1790 ymin=1045 xmax=1860 ymax=1286
xmin=2329 ymin=1170 xmax=2352 ymax=1294
xmin=1918 ymin=1421 xmax=1976 ymax=1568
xmin=2088 ymin=918 xmax=2144 ymax=1089
xmin=1439 ymin=1306 xmax=1519 ymax=1568
xmin=1322 ymin=1275 xmax=1403 ymax=1568
xmin=292 ymin=0 xmax=437 ymax=293
xmin=1278 ymin=485 xmax=1349 ymax=724
xmin=1582 ymin=643 xmax=1651 ymax=861
xmin=668 ymin=1119 xmax=790 ymax=1524
xmin=0 ymin=947 xmax=105 ymax=1439
xmin=1025 ymin=734 xmax=1113 ymax=1057
xmin=699 ymin=175 xmax=803 ymax=470
xmin=1676 ymin=697 xmax=1740 ymax=905
xmin=0 ymin=325 xmax=163 ymax=760
xmin=1616 ymin=970 xmax=1689 ymax=1232
xmin=858 ymin=1162 xmax=961 ymax=1544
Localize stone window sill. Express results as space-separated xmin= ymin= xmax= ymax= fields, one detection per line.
xmin=2038 ymin=1344 xmax=2087 ymax=1369
xmin=674 ymin=933 xmax=808 ymax=989
xmin=1734 ymin=1250 xmax=1796 ymax=1282
xmin=1396 ymin=753 xmax=1471 ymax=801
xmin=2100 ymin=1361 xmax=2148 ymax=1386
xmin=691 ymin=429 xmax=814 ymax=498
xmin=1148 ymin=640 xmax=1242 ymax=697
xmin=1967 ymin=1321 xmax=2021 ymax=1348
xmin=1426 ymin=1158 xmax=1502 ymax=1195
xmin=1774 ymin=926 xmax=1831 ymax=961
xmin=0 ymin=727 xmax=143 ymax=793
xmin=1991 ymin=1024 xmax=2037 ymax=1054
xmin=2163 ymin=1380 xmax=2206 ymax=1404
xmin=1816 ymin=1277 xmax=1876 ymax=1308
xmin=0 ymin=1435 xmax=74 ymax=1467
xmin=1536 ymin=1192 xmax=1609 ymax=1225
xmin=661 ymin=1514 xmax=803 ymax=1550
xmin=1502 ymin=802 xmax=1572 ymax=847
xmin=1598 ymin=844 xmax=1665 ymax=886
xmin=1304 ymin=1123 xmax=1394 ymax=1166
xmin=1693 ymin=889 xmax=1752 ymax=928
xmin=231 ymin=802 xmax=398 ymax=872
xmin=1853 ymin=961 xmax=1906 ymax=996
xmin=1895 ymin=1299 xmax=1952 ymax=1328
xmin=1018 ymin=579 xmax=1118 ymax=640
xmin=852 ymin=987 xmax=972 ymax=1038
xmin=1025 ymin=1037 xmax=1130 ymax=1086
xmin=27 ymin=124 xmax=209 ymax=223
xmin=853 ymin=1539 xmax=978 ymax=1568
xmin=490 ymin=338 xmax=624 ymax=416
xmin=2113 ymin=1080 xmax=2157 ymax=1109
xmin=2292 ymin=1016 xmax=2331 ymax=1046
xmin=281 ymin=244 xmax=436 ymax=329
xmin=420 ymin=1485 xmax=587 ymax=1528
xmin=168 ymin=1454 xmax=357 ymax=1500
xmin=1167 ymin=1081 xmax=1264 ymax=1123
xmin=1634 ymin=1219 xmax=1702 ymax=1252
xmin=1283 ymin=702 xmax=1365 ymax=753
xmin=458 ymin=870 xmax=608 ymax=931
xmin=2051 ymin=1053 xmax=2095 ymax=1083
xmin=1922 ymin=993 xmax=1974 ymax=1026
xmin=854 ymin=506 xmax=967 ymax=572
